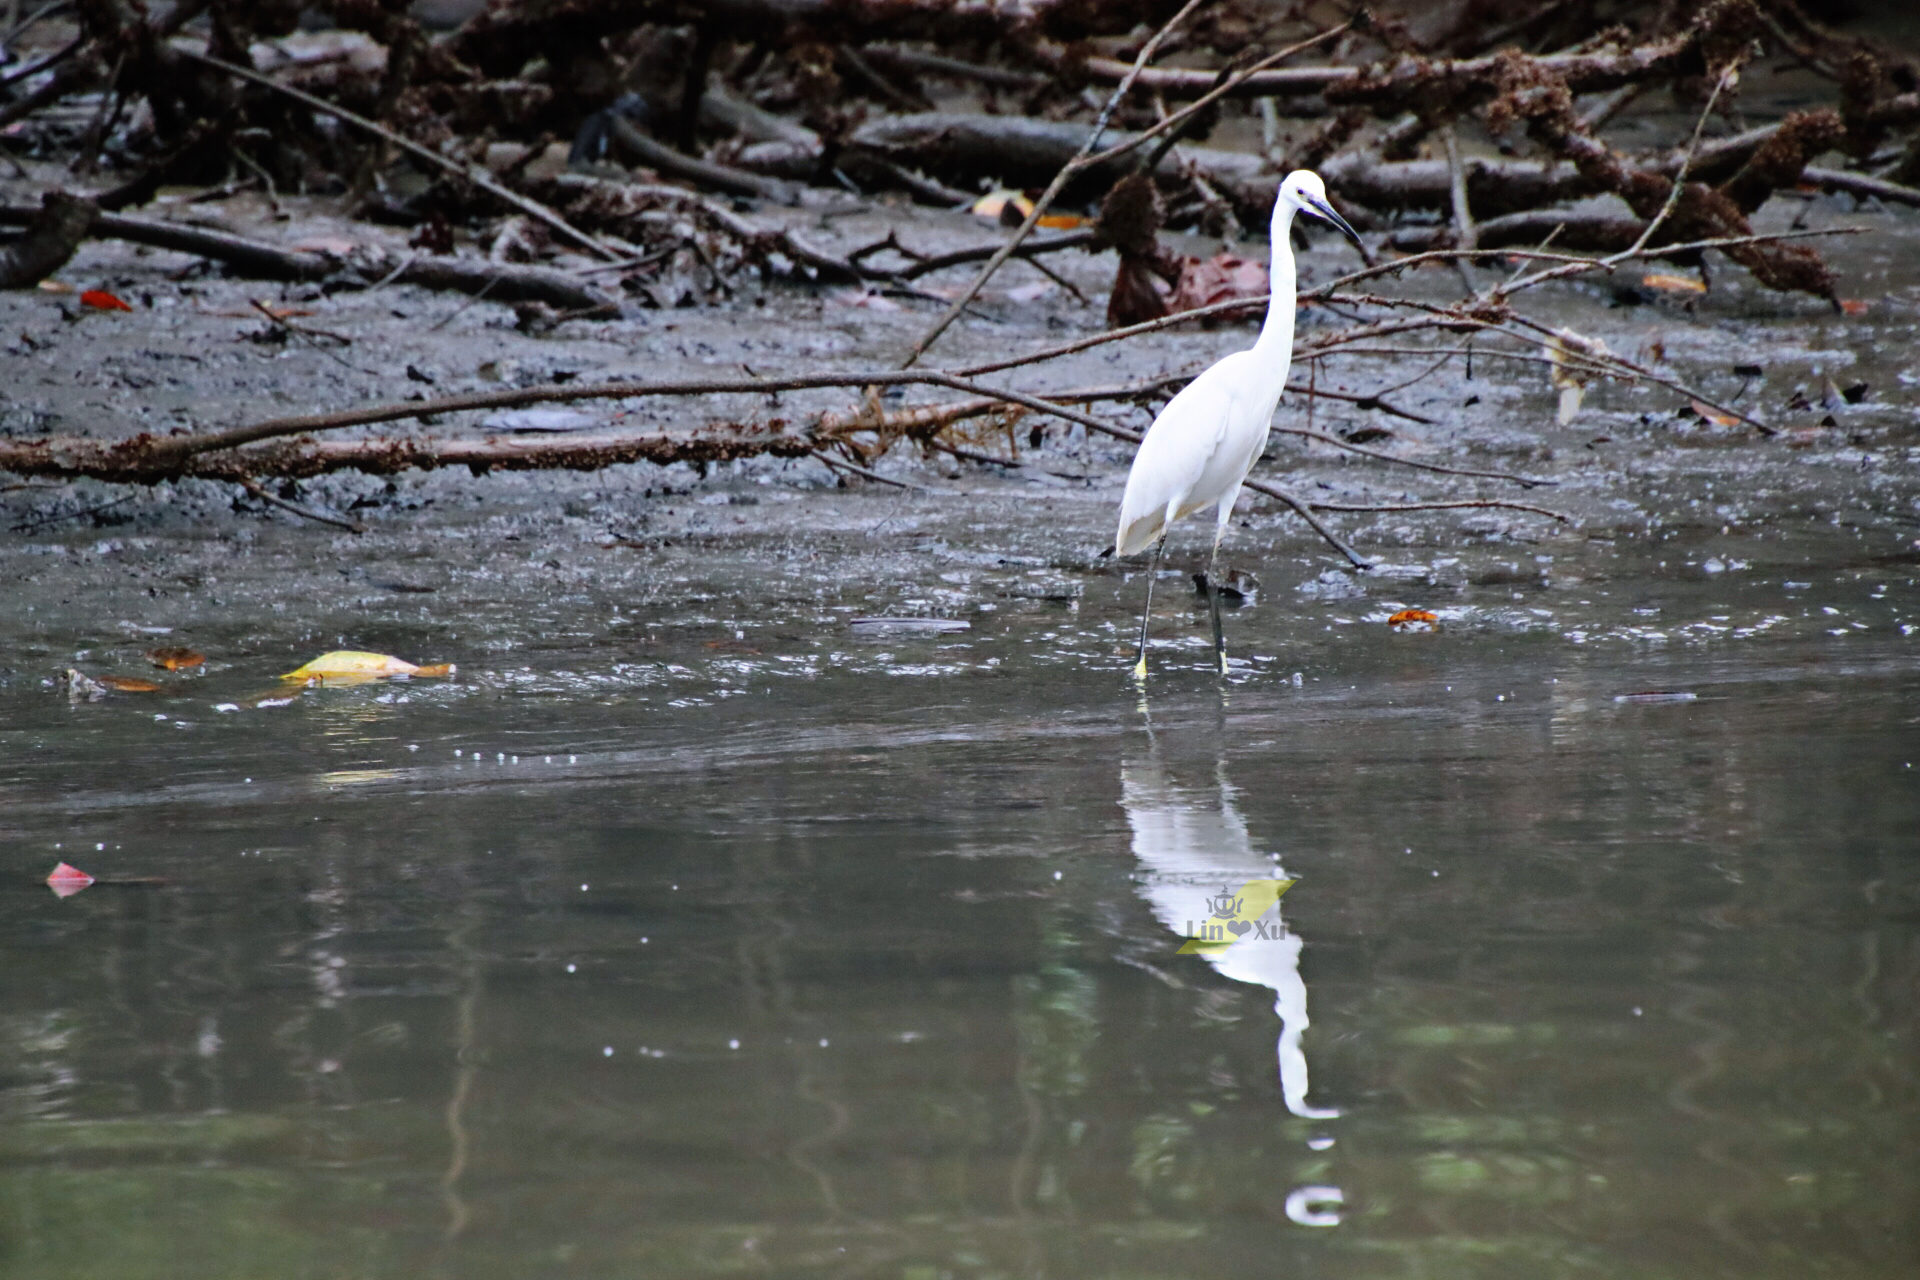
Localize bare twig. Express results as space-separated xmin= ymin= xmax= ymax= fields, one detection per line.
xmin=1244 ymin=480 xmax=1371 ymax=568
xmin=1626 ymin=63 xmax=1736 ymax=257
xmin=9 ymin=495 xmax=135 ymax=532
xmin=0 ymin=32 xmax=83 ymax=88
xmin=233 ymin=477 xmax=365 ymax=533
xmin=1268 ymin=425 xmax=1556 ymax=488
xmin=895 ymin=230 xmax=1096 ymax=280
xmin=247 ymin=298 xmax=377 ymax=375
xmin=1303 ymin=498 xmax=1569 ymax=521
xmin=813 ymin=451 xmax=930 ymax=491
xmin=1442 ymin=123 xmax=1478 ymax=295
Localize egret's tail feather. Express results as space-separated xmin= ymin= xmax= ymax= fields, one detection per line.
xmin=1116 ymin=510 xmax=1165 ymax=558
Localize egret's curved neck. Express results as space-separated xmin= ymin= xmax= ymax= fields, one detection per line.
xmin=1254 ymin=203 xmax=1298 ymax=367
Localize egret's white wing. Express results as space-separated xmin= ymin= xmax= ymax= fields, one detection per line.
xmin=1185 ymin=350 xmax=1282 ymax=523
xmin=1115 ymin=362 xmax=1242 ymax=555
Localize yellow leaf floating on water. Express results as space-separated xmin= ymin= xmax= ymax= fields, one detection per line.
xmin=280 ymin=651 xmax=456 ymax=683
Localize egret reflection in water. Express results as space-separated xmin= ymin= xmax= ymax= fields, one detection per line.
xmin=1121 ymin=747 xmax=1339 ymax=1122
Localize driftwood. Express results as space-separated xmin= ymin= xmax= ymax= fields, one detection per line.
xmin=4 ymin=0 xmax=1904 ymax=569
xmin=600 ymin=113 xmax=802 ymax=205
xmin=1 ymin=0 xmax=1897 ymax=314
xmin=0 ymin=205 xmax=613 ymax=309
xmin=446 ymin=0 xmax=1193 ymax=76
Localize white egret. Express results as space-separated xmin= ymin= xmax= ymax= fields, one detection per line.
xmin=1116 ymin=169 xmax=1363 ymax=678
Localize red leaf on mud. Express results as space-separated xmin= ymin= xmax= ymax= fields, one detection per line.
xmin=47 ymin=862 xmax=94 ymax=898
xmin=1839 ymin=299 xmax=1870 ymax=315
xmin=80 ymin=290 xmax=133 ymax=311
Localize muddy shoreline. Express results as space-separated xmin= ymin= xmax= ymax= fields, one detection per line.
xmin=2 ymin=175 xmax=1916 ymax=702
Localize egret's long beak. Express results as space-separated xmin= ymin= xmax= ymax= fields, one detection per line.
xmin=1301 ymin=195 xmax=1363 ymax=252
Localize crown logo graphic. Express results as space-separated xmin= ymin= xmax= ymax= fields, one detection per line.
xmin=1204 ymin=885 xmax=1244 ymax=918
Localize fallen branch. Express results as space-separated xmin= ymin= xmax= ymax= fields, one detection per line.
xmin=0 ymin=360 xmax=1419 ymax=566
xmin=601 ymin=112 xmax=801 ymax=205
xmin=0 ymin=55 xmax=98 ymax=132
xmin=1035 ymin=12 xmax=1748 ymax=104
xmin=448 ymin=0 xmax=1188 ymax=75
xmin=1801 ymin=165 xmax=1920 ymax=209
xmin=893 ymin=229 xmax=1097 ymax=279
xmin=0 ymin=203 xmax=613 ymax=308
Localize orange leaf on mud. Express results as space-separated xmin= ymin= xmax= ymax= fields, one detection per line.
xmin=146 ymin=646 xmax=205 ymax=670
xmin=1036 ymin=213 xmax=1085 ymax=229
xmin=47 ymin=862 xmax=95 ymax=898
xmin=1641 ymin=272 xmax=1706 ymax=294
xmin=1387 ymin=608 xmax=1439 ymax=630
xmin=98 ymin=675 xmax=162 ymax=692
xmin=1839 ymin=299 xmax=1870 ymax=315
xmin=80 ymin=290 xmax=133 ymax=311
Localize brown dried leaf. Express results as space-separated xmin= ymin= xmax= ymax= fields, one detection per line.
xmin=1168 ymin=252 xmax=1269 ymax=318
xmin=146 ymin=646 xmax=205 ymax=671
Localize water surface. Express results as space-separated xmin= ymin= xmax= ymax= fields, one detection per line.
xmin=3 ymin=614 xmax=1915 ymax=1279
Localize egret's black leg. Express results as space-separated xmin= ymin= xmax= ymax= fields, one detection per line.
xmin=1205 ymin=542 xmax=1227 ymax=675
xmin=1133 ymin=536 xmax=1166 ymax=680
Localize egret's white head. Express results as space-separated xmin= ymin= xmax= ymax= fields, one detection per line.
xmin=1273 ymin=169 xmax=1362 ymax=250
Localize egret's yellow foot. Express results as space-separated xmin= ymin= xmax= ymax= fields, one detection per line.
xmin=1132 ymin=655 xmax=1149 ymax=681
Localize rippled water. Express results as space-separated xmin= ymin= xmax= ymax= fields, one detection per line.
xmin=2 ymin=559 xmax=1915 ymax=1279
